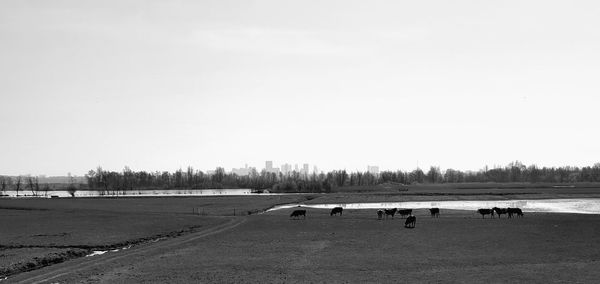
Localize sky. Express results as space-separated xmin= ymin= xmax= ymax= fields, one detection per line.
xmin=1 ymin=0 xmax=599 ymax=176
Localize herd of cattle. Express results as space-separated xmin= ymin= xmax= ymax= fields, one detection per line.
xmin=477 ymin=207 xmax=524 ymax=219
xmin=289 ymin=206 xmax=525 ymax=228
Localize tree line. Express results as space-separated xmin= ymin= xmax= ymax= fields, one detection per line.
xmin=82 ymin=162 xmax=600 ymax=194
xmin=2 ymin=162 xmax=599 ymax=195
xmin=0 ymin=175 xmax=78 ymax=196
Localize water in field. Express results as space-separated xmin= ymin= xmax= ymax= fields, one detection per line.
xmin=0 ymin=188 xmax=253 ymax=198
xmin=267 ymin=198 xmax=600 ymax=214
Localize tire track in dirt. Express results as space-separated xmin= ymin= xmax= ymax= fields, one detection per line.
xmin=9 ymin=217 xmax=246 ymax=284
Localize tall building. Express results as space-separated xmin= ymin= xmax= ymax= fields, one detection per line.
xmin=313 ymin=166 xmax=318 ymax=175
xmin=367 ymin=165 xmax=380 ymax=175
xmin=302 ymin=163 xmax=309 ymax=175
xmin=232 ymin=164 xmax=254 ymax=176
xmin=281 ymin=163 xmax=292 ymax=175
xmin=265 ymin=161 xmax=279 ymax=174
xmin=265 ymin=161 xmax=273 ymax=172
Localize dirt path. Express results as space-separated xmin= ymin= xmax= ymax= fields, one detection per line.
xmin=8 ymin=217 xmax=246 ymax=284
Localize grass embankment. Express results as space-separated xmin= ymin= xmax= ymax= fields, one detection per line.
xmin=305 ymin=185 xmax=600 ymax=204
xmin=0 ymin=195 xmax=308 ymax=277
xmin=81 ymin=208 xmax=600 ymax=283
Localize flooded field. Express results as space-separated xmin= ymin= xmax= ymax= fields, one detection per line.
xmin=0 ymin=188 xmax=253 ymax=198
xmin=268 ymin=198 xmax=600 ymax=214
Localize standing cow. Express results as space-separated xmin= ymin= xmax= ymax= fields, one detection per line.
xmin=429 ymin=208 xmax=440 ymax=218
xmin=384 ymin=208 xmax=398 ymax=219
xmin=398 ymin=209 xmax=412 ymax=218
xmin=330 ymin=207 xmax=343 ymax=216
xmin=507 ymin=207 xmax=524 ymax=218
xmin=493 ymin=207 xmax=508 ymax=218
xmin=405 ymin=215 xmax=416 ymax=228
xmin=290 ymin=209 xmax=306 ymax=219
xmin=477 ymin=208 xmax=494 ymax=219
xmin=377 ymin=209 xmax=384 ymax=220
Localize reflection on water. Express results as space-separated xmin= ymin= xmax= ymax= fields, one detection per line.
xmin=86 ymin=250 xmax=107 ymax=257
xmin=267 ymin=199 xmax=600 ymax=214
xmin=86 ymin=245 xmax=132 ymax=257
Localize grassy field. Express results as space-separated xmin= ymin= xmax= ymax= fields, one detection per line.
xmin=0 ymin=195 xmax=308 ymax=277
xmin=306 ymin=184 xmax=600 ymax=204
xmin=29 ymin=208 xmax=600 ymax=283
xmin=2 ymin=188 xmax=600 ymax=282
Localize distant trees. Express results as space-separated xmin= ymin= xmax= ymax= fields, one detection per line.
xmin=82 ymin=161 xmax=600 ymax=194
xmin=3 ymin=161 xmax=600 ymax=197
xmin=426 ymin=166 xmax=443 ymax=183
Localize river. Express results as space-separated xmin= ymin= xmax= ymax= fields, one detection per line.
xmin=267 ymin=198 xmax=600 ymax=214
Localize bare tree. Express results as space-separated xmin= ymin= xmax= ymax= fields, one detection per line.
xmin=15 ymin=176 xmax=22 ymax=196
xmin=34 ymin=177 xmax=40 ymax=196
xmin=43 ymin=183 xmax=51 ymax=197
xmin=27 ymin=177 xmax=36 ymax=196
xmin=0 ymin=176 xmax=7 ymax=194
xmin=27 ymin=177 xmax=41 ymax=196
xmin=67 ymin=173 xmax=77 ymax=197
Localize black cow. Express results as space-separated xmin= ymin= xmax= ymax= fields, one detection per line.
xmin=384 ymin=208 xmax=397 ymax=219
xmin=405 ymin=215 xmax=416 ymax=228
xmin=398 ymin=209 xmax=412 ymax=218
xmin=377 ymin=209 xmax=384 ymax=220
xmin=429 ymin=208 xmax=440 ymax=218
xmin=290 ymin=209 xmax=306 ymax=219
xmin=492 ymin=207 xmax=508 ymax=218
xmin=330 ymin=207 xmax=343 ymax=216
xmin=477 ymin=208 xmax=494 ymax=219
xmin=507 ymin=207 xmax=524 ymax=218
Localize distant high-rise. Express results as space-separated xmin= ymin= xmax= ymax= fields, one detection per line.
xmin=231 ymin=164 xmax=254 ymax=176
xmin=265 ymin=161 xmax=273 ymax=171
xmin=302 ymin=163 xmax=309 ymax=175
xmin=264 ymin=161 xmax=280 ymax=174
xmin=281 ymin=163 xmax=292 ymax=175
xmin=313 ymin=166 xmax=318 ymax=175
xmin=367 ymin=165 xmax=380 ymax=175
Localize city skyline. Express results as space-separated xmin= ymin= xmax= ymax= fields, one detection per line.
xmin=6 ymin=159 xmax=600 ymax=177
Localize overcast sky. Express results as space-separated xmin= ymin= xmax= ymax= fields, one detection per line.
xmin=1 ymin=1 xmax=599 ymax=176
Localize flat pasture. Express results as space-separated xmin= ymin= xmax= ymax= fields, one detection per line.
xmin=0 ymin=195 xmax=307 ymax=277
xmin=3 ymin=192 xmax=600 ymax=283
xmin=306 ymin=185 xmax=600 ymax=204
xmin=36 ymin=208 xmax=600 ymax=283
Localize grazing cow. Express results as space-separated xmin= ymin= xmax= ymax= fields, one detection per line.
xmin=507 ymin=207 xmax=524 ymax=218
xmin=330 ymin=207 xmax=343 ymax=216
xmin=477 ymin=208 xmax=494 ymax=219
xmin=398 ymin=209 xmax=412 ymax=218
xmin=290 ymin=209 xmax=306 ymax=219
xmin=405 ymin=215 xmax=416 ymax=228
xmin=384 ymin=208 xmax=398 ymax=219
xmin=377 ymin=209 xmax=384 ymax=220
xmin=429 ymin=208 xmax=440 ymax=218
xmin=492 ymin=207 xmax=508 ymax=218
